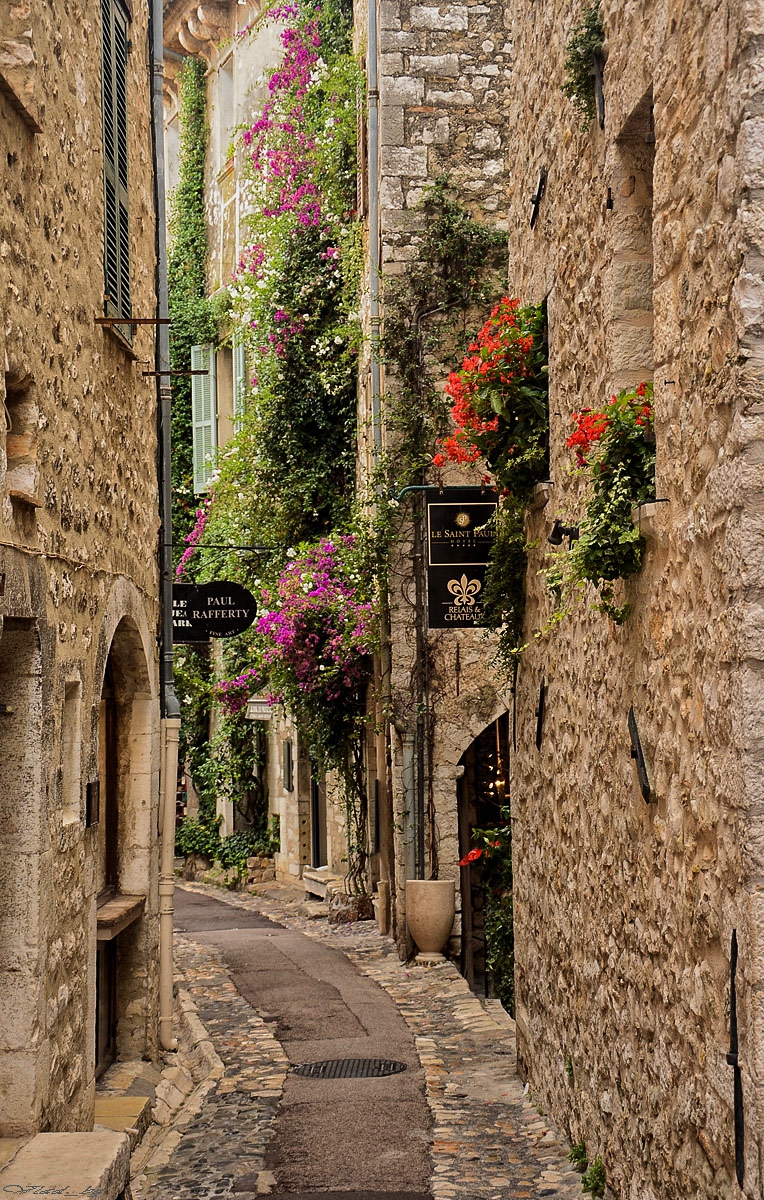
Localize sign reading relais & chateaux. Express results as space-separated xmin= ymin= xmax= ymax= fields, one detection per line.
xmin=173 ymin=580 xmax=257 ymax=642
xmin=426 ymin=487 xmax=497 ymax=628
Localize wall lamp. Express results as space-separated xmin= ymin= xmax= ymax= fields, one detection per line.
xmin=547 ymin=519 xmax=579 ymax=545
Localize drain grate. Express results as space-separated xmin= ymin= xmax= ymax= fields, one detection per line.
xmin=292 ymin=1058 xmax=407 ymax=1079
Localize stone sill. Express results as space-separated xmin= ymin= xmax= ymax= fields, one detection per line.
xmin=631 ymin=500 xmax=668 ymax=541
xmin=97 ymin=894 xmax=145 ymax=941
xmin=529 ymin=481 xmax=553 ymax=510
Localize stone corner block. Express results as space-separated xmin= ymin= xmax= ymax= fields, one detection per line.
xmin=0 ymin=1131 xmax=130 ymax=1200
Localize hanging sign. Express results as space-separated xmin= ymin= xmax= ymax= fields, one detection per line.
xmin=245 ymin=695 xmax=273 ymax=721
xmin=188 ymin=580 xmax=258 ymax=638
xmin=172 ymin=583 xmax=210 ymax=644
xmin=173 ymin=581 xmax=257 ymax=641
xmin=426 ymin=488 xmax=497 ymax=628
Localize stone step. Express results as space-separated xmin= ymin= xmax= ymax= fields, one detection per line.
xmin=94 ymin=1094 xmax=154 ymax=1149
xmin=0 ymin=1131 xmax=130 ymax=1199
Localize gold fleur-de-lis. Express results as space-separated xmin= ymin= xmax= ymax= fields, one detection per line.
xmin=447 ymin=574 xmax=482 ymax=606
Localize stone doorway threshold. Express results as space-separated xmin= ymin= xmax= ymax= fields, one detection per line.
xmin=0 ymin=1131 xmax=131 ymax=1199
xmin=96 ymin=1058 xmax=162 ymax=1149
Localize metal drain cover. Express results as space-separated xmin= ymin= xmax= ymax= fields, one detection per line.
xmin=292 ymin=1058 xmax=407 ymax=1079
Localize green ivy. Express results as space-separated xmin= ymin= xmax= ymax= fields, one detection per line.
xmin=561 ymin=4 xmax=605 ymax=129
xmin=470 ymin=807 xmax=514 ymax=1014
xmin=168 ymin=57 xmax=217 ymax=551
xmin=380 ymin=179 xmax=506 ymax=486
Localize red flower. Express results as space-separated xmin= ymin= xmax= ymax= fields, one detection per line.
xmin=432 ymin=452 xmax=446 ymax=467
xmin=459 ymin=847 xmax=483 ymax=866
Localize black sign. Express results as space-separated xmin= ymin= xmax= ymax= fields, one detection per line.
xmin=173 ymin=583 xmax=209 ymax=644
xmin=173 ymin=581 xmax=257 ymax=641
xmin=426 ymin=489 xmax=497 ymax=628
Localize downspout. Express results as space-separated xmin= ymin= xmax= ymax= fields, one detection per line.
xmin=149 ymin=0 xmax=181 ymax=1052
xmin=367 ymin=0 xmax=381 ymax=452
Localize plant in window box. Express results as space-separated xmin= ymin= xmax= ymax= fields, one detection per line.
xmin=547 ymin=382 xmax=655 ymax=623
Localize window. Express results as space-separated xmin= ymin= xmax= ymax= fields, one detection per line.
xmin=191 ymin=344 xmax=218 ymax=493
xmin=101 ymin=0 xmax=131 ymax=321
xmin=233 ymin=331 xmax=247 ymax=433
xmin=61 ymin=681 xmax=83 ymax=824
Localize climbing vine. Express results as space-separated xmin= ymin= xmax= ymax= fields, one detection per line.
xmin=167 ymin=57 xmax=218 ymax=551
xmin=175 ymin=0 xmax=373 ymax=891
xmin=561 ymin=3 xmax=605 ymax=129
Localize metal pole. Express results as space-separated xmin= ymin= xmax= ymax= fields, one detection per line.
xmin=149 ymin=0 xmax=180 ymax=1051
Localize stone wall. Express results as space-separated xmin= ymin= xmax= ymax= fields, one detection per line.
xmin=500 ymin=0 xmax=764 ymax=1196
xmin=0 ymin=0 xmax=160 ymax=1135
xmin=363 ymin=0 xmax=519 ymax=950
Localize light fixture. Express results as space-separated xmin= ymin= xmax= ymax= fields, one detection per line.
xmin=547 ymin=519 xmax=579 ymax=545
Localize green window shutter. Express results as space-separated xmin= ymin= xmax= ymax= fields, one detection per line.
xmin=191 ymin=345 xmax=218 ymax=494
xmin=101 ymin=0 xmax=131 ymax=321
xmin=233 ymin=332 xmax=247 ymax=433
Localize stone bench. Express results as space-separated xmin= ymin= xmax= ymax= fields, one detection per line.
xmin=301 ymin=864 xmax=345 ymax=900
xmin=0 ymin=1130 xmax=131 ymax=1199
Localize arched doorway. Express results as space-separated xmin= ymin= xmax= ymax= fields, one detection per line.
xmin=457 ymin=711 xmax=513 ymax=1011
xmin=93 ymin=616 xmax=156 ymax=1077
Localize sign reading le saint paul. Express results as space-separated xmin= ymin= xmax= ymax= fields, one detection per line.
xmin=426 ymin=487 xmax=497 ymax=629
xmin=172 ymin=580 xmax=257 ymax=643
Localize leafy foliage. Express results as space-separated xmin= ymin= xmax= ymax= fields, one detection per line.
xmin=561 ymin=4 xmax=605 ymax=128
xmin=547 ymin=382 xmax=655 ymax=622
xmin=435 ymin=298 xmax=549 ymax=496
xmin=167 ymin=58 xmax=218 ymax=550
xmin=582 ymin=1155 xmax=606 ymax=1198
xmin=380 ymin=179 xmax=507 ymax=485
xmin=569 ymin=1141 xmax=588 ymax=1172
xmin=460 ymin=806 xmax=514 ymax=1014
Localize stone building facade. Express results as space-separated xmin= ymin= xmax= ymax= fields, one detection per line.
xmin=163 ymin=0 xmax=349 ymax=884
xmin=503 ymin=2 xmax=764 ymax=1196
xmin=0 ymin=0 xmax=161 ymax=1136
xmin=365 ymin=0 xmax=764 ymax=1195
xmin=356 ymin=0 xmax=520 ymax=953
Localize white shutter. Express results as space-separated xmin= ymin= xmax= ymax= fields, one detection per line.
xmin=191 ymin=344 xmax=218 ymax=493
xmin=233 ymin=331 xmax=247 ymax=433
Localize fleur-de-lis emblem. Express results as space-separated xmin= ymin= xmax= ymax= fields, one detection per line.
xmin=447 ymin=574 xmax=482 ymax=606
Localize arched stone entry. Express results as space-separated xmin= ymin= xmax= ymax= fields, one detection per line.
xmin=93 ymin=614 xmax=158 ymax=1077
xmin=457 ymin=711 xmax=511 ymax=1004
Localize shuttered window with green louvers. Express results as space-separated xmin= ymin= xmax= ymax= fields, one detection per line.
xmin=233 ymin=331 xmax=247 ymax=434
xmin=191 ymin=345 xmax=218 ymax=493
xmin=101 ymin=0 xmax=131 ymax=324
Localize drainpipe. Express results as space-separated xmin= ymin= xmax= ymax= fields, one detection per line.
xmin=150 ymin=0 xmax=181 ymax=1052
xmin=367 ymin=0 xmax=381 ymax=453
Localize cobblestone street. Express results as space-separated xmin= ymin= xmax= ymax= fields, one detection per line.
xmin=132 ymin=883 xmax=584 ymax=1199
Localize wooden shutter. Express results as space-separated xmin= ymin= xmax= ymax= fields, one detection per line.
xmin=191 ymin=345 xmax=217 ymax=493
xmin=101 ymin=0 xmax=131 ymax=321
xmin=233 ymin=332 xmax=247 ymax=433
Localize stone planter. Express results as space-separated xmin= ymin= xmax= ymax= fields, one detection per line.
xmin=406 ymin=879 xmax=455 ymax=964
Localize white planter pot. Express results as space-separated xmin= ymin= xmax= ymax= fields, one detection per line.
xmin=406 ymin=879 xmax=455 ymax=964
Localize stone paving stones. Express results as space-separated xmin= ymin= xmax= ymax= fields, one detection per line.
xmin=135 ymin=883 xmax=585 ymax=1199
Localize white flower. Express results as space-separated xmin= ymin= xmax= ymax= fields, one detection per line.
xmin=286 ymin=547 xmax=296 ymax=558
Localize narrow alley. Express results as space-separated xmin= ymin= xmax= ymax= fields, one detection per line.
xmin=131 ymin=884 xmax=583 ymax=1199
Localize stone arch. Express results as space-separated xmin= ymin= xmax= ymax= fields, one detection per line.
xmin=91 ymin=581 xmax=160 ymax=1074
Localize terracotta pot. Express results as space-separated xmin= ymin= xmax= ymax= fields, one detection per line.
xmin=405 ymin=879 xmax=455 ymax=964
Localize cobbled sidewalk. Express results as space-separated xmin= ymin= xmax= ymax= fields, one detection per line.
xmin=134 ymin=881 xmax=585 ymax=1200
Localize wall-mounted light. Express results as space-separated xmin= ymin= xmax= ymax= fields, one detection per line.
xmin=547 ymin=519 xmax=579 ymax=545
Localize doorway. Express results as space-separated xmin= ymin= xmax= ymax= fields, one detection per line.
xmin=457 ymin=712 xmax=513 ymax=1010
xmin=310 ymin=768 xmax=327 ymax=868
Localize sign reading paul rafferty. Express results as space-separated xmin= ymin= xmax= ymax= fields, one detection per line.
xmin=426 ymin=488 xmax=497 ymax=628
xmin=173 ymin=581 xmax=257 ymax=642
